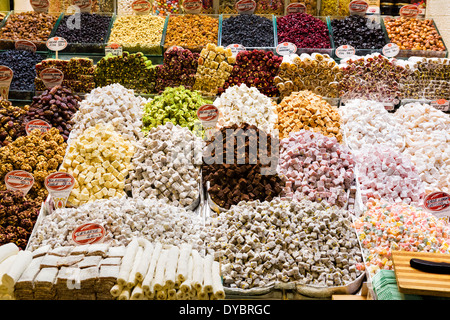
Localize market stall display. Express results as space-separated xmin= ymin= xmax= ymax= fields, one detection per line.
xmin=0 ymin=98 xmax=28 ymax=147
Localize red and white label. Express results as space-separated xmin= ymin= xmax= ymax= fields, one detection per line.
xmin=349 ymin=0 xmax=368 ymax=15
xmin=183 ymin=0 xmax=202 ymax=14
xmin=235 ymin=0 xmax=256 ymax=14
xmin=424 ymin=191 xmax=450 ymax=213
xmin=276 ymin=42 xmax=297 ymax=56
xmin=40 ymin=68 xmax=64 ymax=89
xmin=132 ymin=0 xmax=152 ymax=14
xmin=335 ymin=45 xmax=356 ymax=59
xmin=72 ymin=223 xmax=106 ymax=245
xmin=431 ymin=99 xmax=449 ymax=112
xmin=25 ymin=119 xmax=52 ymax=135
xmin=71 ymin=0 xmax=92 ymax=12
xmin=30 ymin=0 xmax=49 ymax=12
xmin=197 ymin=104 xmax=219 ymax=140
xmin=105 ymin=43 xmax=123 ymax=56
xmin=285 ymin=3 xmax=306 ymax=14
xmin=400 ymin=4 xmax=419 ymax=18
xmin=5 ymin=170 xmax=34 ymax=196
xmin=0 ymin=65 xmax=13 ymax=100
xmin=226 ymin=43 xmax=246 ymax=56
xmin=15 ymin=40 xmax=37 ymax=53
xmin=46 ymin=37 xmax=68 ymax=52
xmin=382 ymin=43 xmax=400 ymax=58
xmin=45 ymin=172 xmax=75 ymax=209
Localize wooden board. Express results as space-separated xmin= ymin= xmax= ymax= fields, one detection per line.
xmin=392 ymin=251 xmax=450 ymax=297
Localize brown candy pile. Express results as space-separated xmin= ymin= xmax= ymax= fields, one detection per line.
xmin=202 ymin=123 xmax=283 ymax=210
xmin=0 ymin=98 xmax=28 ymax=147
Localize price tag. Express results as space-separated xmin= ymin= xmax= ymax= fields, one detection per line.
xmin=131 ymin=0 xmax=152 ymax=14
xmin=197 ymin=104 xmax=219 ymax=140
xmin=423 ymin=191 xmax=450 ymax=218
xmin=382 ymin=43 xmax=400 ymax=58
xmin=285 ymin=3 xmax=306 ymax=14
xmin=0 ymin=65 xmax=13 ymax=100
xmin=399 ymin=4 xmax=419 ymax=18
xmin=40 ymin=68 xmax=64 ymax=89
xmin=25 ymin=119 xmax=52 ymax=135
xmin=105 ymin=43 xmax=123 ymax=56
xmin=5 ymin=170 xmax=34 ymax=196
xmin=46 ymin=37 xmax=67 ymax=59
xmin=226 ymin=44 xmax=246 ymax=56
xmin=349 ymin=0 xmax=369 ymax=15
xmin=71 ymin=0 xmax=92 ymax=12
xmin=276 ymin=42 xmax=297 ymax=56
xmin=72 ymin=223 xmax=106 ymax=245
xmin=183 ymin=0 xmax=202 ymax=14
xmin=15 ymin=40 xmax=37 ymax=53
xmin=335 ymin=45 xmax=356 ymax=59
xmin=30 ymin=0 xmax=49 ymax=12
xmin=235 ymin=0 xmax=256 ymax=14
xmin=45 ymin=172 xmax=75 ymax=209
xmin=431 ymin=99 xmax=449 ymax=112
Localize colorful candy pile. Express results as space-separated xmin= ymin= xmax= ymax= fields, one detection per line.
xmin=353 ymin=200 xmax=450 ymax=277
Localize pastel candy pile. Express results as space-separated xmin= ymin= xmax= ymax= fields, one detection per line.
xmin=277 ymin=129 xmax=355 ymax=207
xmin=356 ymin=144 xmax=425 ymax=206
xmin=353 ymin=200 xmax=450 ymax=277
xmin=395 ymin=102 xmax=450 ymax=194
xmin=339 ymin=99 xmax=405 ymax=153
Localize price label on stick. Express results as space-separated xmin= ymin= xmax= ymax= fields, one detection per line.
xmin=45 ymin=172 xmax=75 ymax=209
xmin=30 ymin=0 xmax=49 ymax=12
xmin=349 ymin=0 xmax=369 ymax=15
xmin=15 ymin=40 xmax=37 ymax=53
xmin=46 ymin=37 xmax=67 ymax=59
xmin=5 ymin=170 xmax=34 ymax=196
xmin=423 ymin=191 xmax=450 ymax=218
xmin=71 ymin=0 xmax=92 ymax=12
xmin=72 ymin=223 xmax=106 ymax=245
xmin=399 ymin=4 xmax=419 ymax=18
xmin=226 ymin=44 xmax=246 ymax=57
xmin=0 ymin=65 xmax=13 ymax=100
xmin=197 ymin=104 xmax=219 ymax=140
xmin=335 ymin=45 xmax=356 ymax=59
xmin=431 ymin=99 xmax=449 ymax=112
xmin=105 ymin=43 xmax=123 ymax=56
xmin=40 ymin=68 xmax=64 ymax=89
xmin=25 ymin=119 xmax=52 ymax=135
xmin=382 ymin=43 xmax=400 ymax=58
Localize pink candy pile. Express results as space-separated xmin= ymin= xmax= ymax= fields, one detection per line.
xmin=356 ymin=145 xmax=425 ymax=206
xmin=277 ymin=129 xmax=355 ymax=207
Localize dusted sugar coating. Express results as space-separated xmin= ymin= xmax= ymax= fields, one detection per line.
xmin=277 ymin=13 xmax=331 ymax=49
xmin=330 ymin=15 xmax=387 ymax=49
xmin=0 ymin=98 xmax=28 ymax=147
xmin=55 ymin=13 xmax=111 ymax=44
xmin=0 ymin=190 xmax=41 ymax=250
xmin=0 ymin=128 xmax=66 ymax=203
xmin=24 ymin=86 xmax=82 ymax=142
xmin=0 ymin=50 xmax=45 ymax=92
xmin=276 ymin=90 xmax=342 ymax=142
xmin=221 ymin=14 xmax=275 ymax=48
xmin=165 ymin=15 xmax=219 ymax=50
xmin=353 ymin=200 xmax=450 ymax=277
xmin=142 ymin=86 xmax=212 ymax=132
xmin=278 ymin=129 xmax=355 ymax=207
xmin=204 ymin=198 xmax=364 ymax=289
xmin=202 ymin=123 xmax=283 ymax=210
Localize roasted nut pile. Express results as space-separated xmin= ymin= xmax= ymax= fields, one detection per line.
xmin=35 ymin=58 xmax=96 ymax=93
xmin=155 ymin=47 xmax=199 ymax=92
xmin=277 ymin=13 xmax=331 ymax=49
xmin=0 ymin=190 xmax=41 ymax=250
xmin=94 ymin=52 xmax=157 ymax=94
xmin=55 ymin=13 xmax=112 ymax=44
xmin=70 ymin=83 xmax=147 ymax=143
xmin=221 ymin=14 xmax=275 ymax=48
xmin=0 ymin=11 xmax=58 ymax=44
xmin=203 ymin=198 xmax=364 ymax=289
xmin=28 ymin=196 xmax=205 ymax=250
xmin=0 ymin=128 xmax=66 ymax=203
xmin=0 ymin=98 xmax=28 ymax=147
xmin=276 ymin=90 xmax=342 ymax=141
xmin=24 ymin=86 xmax=82 ymax=142
xmin=219 ymin=50 xmax=282 ymax=97
xmin=193 ymin=43 xmax=234 ymax=96
xmin=0 ymin=50 xmax=45 ymax=92
xmin=142 ymin=86 xmax=212 ymax=132
xmin=164 ymin=15 xmax=219 ymax=51
xmin=202 ymin=123 xmax=283 ymax=210
xmin=275 ymin=53 xmax=341 ymax=99
xmin=384 ymin=17 xmax=446 ymax=54
xmin=108 ymin=15 xmax=165 ymax=54
xmin=278 ymin=129 xmax=355 ymax=207
xmin=214 ymin=83 xmax=278 ymax=135
xmin=126 ymin=122 xmax=202 ymax=208
xmin=61 ymin=123 xmax=135 ymax=207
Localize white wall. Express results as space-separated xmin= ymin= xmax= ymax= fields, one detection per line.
xmin=427 ymin=0 xmax=450 ymax=48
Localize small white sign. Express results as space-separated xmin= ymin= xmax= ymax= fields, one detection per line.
xmin=335 ymin=45 xmax=356 ymax=59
